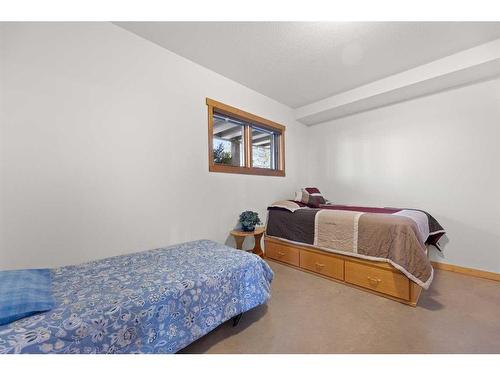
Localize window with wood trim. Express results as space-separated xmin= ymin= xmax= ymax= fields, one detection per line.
xmin=207 ymin=98 xmax=285 ymax=177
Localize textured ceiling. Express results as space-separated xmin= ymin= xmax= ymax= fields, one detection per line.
xmin=116 ymin=22 xmax=500 ymax=108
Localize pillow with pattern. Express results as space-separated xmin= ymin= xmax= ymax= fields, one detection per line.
xmin=294 ymin=187 xmax=326 ymax=208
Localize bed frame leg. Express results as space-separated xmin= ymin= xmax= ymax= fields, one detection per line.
xmin=232 ymin=313 xmax=243 ymax=327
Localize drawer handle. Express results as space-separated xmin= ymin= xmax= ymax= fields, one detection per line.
xmin=315 ymin=262 xmax=325 ymax=269
xmin=367 ymin=276 xmax=381 ymax=285
xmin=277 ymin=251 xmax=285 ymax=257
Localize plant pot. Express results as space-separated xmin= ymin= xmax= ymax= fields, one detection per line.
xmin=241 ymin=224 xmax=255 ymax=232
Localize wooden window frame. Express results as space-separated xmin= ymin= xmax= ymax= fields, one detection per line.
xmin=207 ymin=98 xmax=286 ymax=177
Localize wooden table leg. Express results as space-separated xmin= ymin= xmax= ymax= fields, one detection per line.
xmin=253 ymin=232 xmax=264 ymax=258
xmin=234 ymin=236 xmax=245 ymax=250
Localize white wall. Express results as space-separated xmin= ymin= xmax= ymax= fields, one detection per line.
xmin=2 ymin=22 xmax=498 ymax=274
xmin=308 ymin=78 xmax=500 ymax=273
xmin=0 ymin=23 xmax=308 ymax=269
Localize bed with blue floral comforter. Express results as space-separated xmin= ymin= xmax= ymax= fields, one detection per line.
xmin=0 ymin=240 xmax=273 ymax=353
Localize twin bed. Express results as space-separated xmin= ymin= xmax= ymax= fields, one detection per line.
xmin=265 ymin=199 xmax=445 ymax=306
xmin=0 ymin=240 xmax=273 ymax=354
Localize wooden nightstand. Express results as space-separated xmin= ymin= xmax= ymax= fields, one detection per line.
xmin=230 ymin=227 xmax=265 ymax=258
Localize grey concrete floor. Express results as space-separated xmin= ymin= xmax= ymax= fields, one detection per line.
xmin=181 ymin=260 xmax=500 ymax=353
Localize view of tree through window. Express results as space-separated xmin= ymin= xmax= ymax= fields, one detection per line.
xmin=212 ymin=113 xmax=244 ymax=167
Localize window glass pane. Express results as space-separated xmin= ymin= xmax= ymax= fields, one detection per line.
xmin=212 ymin=112 xmax=245 ymax=166
xmin=252 ymin=126 xmax=278 ymax=169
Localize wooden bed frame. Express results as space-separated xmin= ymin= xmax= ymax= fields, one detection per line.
xmin=264 ymin=236 xmax=423 ymax=307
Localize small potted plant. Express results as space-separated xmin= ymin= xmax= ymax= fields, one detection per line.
xmin=239 ymin=211 xmax=262 ymax=232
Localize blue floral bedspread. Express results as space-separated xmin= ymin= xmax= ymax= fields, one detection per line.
xmin=0 ymin=240 xmax=273 ymax=353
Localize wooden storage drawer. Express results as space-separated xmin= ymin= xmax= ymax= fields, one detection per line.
xmin=300 ymin=250 xmax=344 ymax=281
xmin=345 ymin=260 xmax=410 ymax=300
xmin=265 ymin=241 xmax=300 ymax=266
